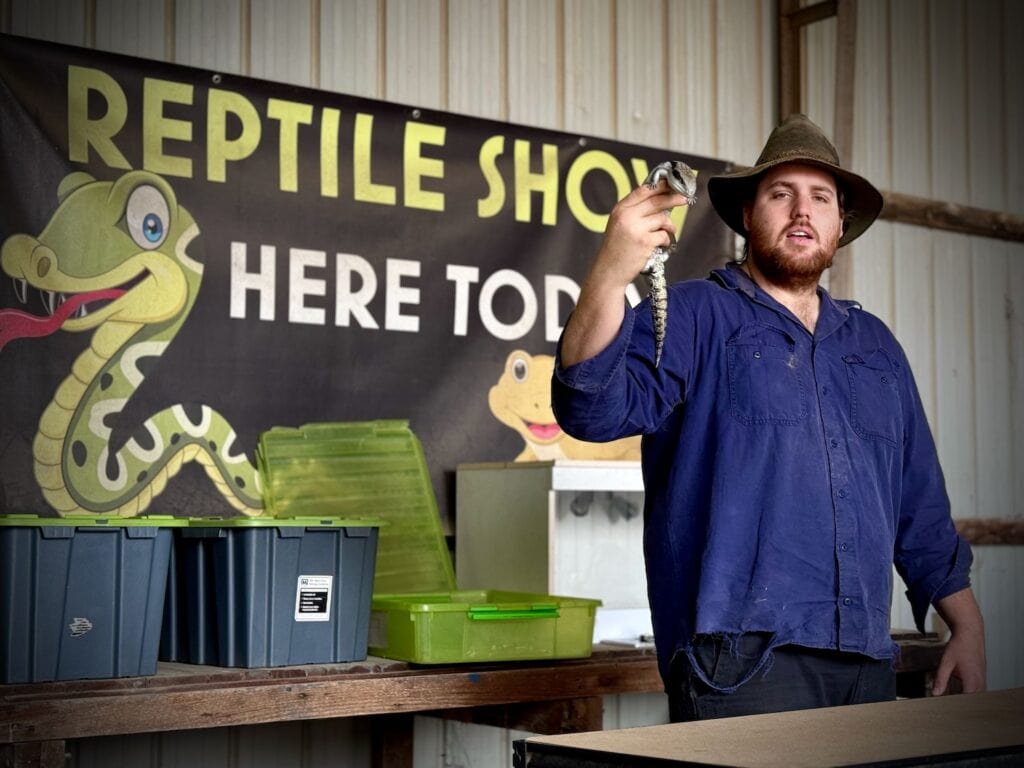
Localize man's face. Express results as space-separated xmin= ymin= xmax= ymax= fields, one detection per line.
xmin=742 ymin=163 xmax=844 ymax=288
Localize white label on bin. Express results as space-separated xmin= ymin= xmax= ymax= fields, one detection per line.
xmin=295 ymin=575 xmax=333 ymax=622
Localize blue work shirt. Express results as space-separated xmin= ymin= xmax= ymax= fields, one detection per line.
xmin=552 ymin=264 xmax=972 ymax=689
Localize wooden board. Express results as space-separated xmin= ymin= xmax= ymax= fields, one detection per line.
xmin=518 ymin=687 xmax=1024 ymax=768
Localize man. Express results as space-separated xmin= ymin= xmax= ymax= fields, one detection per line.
xmin=551 ymin=114 xmax=985 ymax=721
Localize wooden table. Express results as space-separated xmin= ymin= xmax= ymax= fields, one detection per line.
xmin=0 ymin=636 xmax=946 ymax=768
xmin=514 ymin=687 xmax=1024 ymax=767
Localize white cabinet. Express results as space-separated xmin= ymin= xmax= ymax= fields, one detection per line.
xmin=455 ymin=460 xmax=652 ymax=643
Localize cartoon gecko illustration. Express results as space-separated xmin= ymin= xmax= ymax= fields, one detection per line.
xmin=488 ymin=350 xmax=641 ymax=461
xmin=0 ymin=170 xmax=263 ymax=517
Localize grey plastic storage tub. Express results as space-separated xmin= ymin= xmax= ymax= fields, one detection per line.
xmin=0 ymin=514 xmax=184 ymax=683
xmin=161 ymin=517 xmax=380 ymax=667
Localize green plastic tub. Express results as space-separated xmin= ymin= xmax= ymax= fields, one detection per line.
xmin=368 ymin=590 xmax=600 ymax=664
xmin=254 ymin=420 xmax=600 ymax=664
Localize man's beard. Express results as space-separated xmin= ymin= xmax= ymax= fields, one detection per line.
xmin=748 ymin=222 xmax=838 ymax=291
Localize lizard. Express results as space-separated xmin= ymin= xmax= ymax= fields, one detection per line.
xmin=640 ymin=161 xmax=698 ymax=367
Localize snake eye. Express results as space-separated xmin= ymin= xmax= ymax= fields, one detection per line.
xmin=125 ymin=184 xmax=170 ymax=250
xmin=511 ymin=356 xmax=529 ymax=382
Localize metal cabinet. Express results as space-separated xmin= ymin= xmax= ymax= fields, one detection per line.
xmin=456 ymin=460 xmax=652 ymax=644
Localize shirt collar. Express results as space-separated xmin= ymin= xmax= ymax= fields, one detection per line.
xmin=710 ymin=263 xmax=859 ymax=341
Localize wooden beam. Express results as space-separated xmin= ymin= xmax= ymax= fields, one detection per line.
xmin=832 ymin=0 xmax=857 ymax=167
xmin=370 ymin=713 xmax=413 ymax=768
xmin=880 ymin=191 xmax=1024 ymax=243
xmin=1 ymin=652 xmax=662 ymax=743
xmin=773 ymin=0 xmax=1023 ymax=244
xmin=779 ymin=0 xmax=843 ymax=118
xmin=828 ymin=0 xmax=858 ymax=300
xmin=434 ymin=696 xmax=604 ymax=735
xmin=0 ymin=740 xmax=66 ymax=768
xmin=778 ymin=0 xmax=803 ymax=118
xmin=726 ymin=160 xmax=1024 ymax=243
xmin=0 ymin=0 xmax=11 ymax=35
xmin=955 ymin=518 xmax=1024 ymax=546
xmin=785 ymin=0 xmax=838 ymax=28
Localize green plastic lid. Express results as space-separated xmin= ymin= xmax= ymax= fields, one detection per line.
xmin=256 ymin=419 xmax=456 ymax=594
xmin=184 ymin=516 xmax=382 ymax=528
xmin=0 ymin=514 xmax=189 ymax=527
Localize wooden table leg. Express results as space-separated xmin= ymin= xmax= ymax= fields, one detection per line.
xmin=370 ymin=713 xmax=414 ymax=768
xmin=0 ymin=740 xmax=67 ymax=768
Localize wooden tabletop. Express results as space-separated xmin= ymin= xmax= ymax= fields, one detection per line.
xmin=1 ymin=635 xmax=947 ymax=767
xmin=1 ymin=647 xmax=662 ymax=744
xmin=516 ymin=686 xmax=1024 ymax=768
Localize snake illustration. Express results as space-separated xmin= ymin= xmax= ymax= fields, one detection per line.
xmin=0 ymin=170 xmax=263 ymax=517
xmin=640 ymin=161 xmax=697 ymax=367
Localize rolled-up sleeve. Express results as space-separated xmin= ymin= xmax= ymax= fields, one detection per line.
xmin=554 ymin=305 xmax=635 ymax=393
xmin=892 ymin=347 xmax=973 ymax=632
xmin=551 ymin=305 xmax=638 ymax=443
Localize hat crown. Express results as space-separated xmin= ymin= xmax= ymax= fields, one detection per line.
xmin=754 ymin=114 xmax=840 ymax=169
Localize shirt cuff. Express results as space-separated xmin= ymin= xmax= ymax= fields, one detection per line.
xmin=906 ymin=535 xmax=974 ymax=633
xmin=554 ymin=304 xmax=634 ymax=393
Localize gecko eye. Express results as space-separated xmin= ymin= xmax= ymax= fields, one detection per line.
xmin=125 ymin=184 xmax=170 ymax=250
xmin=511 ymin=357 xmax=529 ymax=382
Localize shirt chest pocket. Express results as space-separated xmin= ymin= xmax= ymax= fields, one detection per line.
xmin=726 ymin=324 xmax=806 ymax=425
xmin=844 ymin=349 xmax=902 ymax=447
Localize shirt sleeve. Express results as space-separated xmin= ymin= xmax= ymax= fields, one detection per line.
xmin=551 ymin=290 xmax=692 ymax=443
xmin=892 ymin=344 xmax=973 ymax=633
xmin=551 ymin=302 xmax=639 ymax=443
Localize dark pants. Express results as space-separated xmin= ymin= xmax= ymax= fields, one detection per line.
xmin=668 ymin=633 xmax=896 ymax=722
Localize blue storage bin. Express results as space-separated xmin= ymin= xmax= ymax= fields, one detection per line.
xmin=0 ymin=514 xmax=184 ymax=683
xmin=162 ymin=517 xmax=380 ymax=668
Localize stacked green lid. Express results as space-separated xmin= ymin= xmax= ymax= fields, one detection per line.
xmin=256 ymin=420 xmax=454 ymax=594
xmin=0 ymin=514 xmax=188 ymax=528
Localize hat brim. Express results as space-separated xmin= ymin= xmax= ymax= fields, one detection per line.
xmin=707 ymin=158 xmax=884 ymax=248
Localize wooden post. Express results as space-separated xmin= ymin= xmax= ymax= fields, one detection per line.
xmin=778 ymin=0 xmax=803 ymax=118
xmin=832 ymin=0 xmax=857 ymax=167
xmin=829 ymin=0 xmax=858 ymax=300
xmin=370 ymin=713 xmax=414 ymax=768
xmin=0 ymin=741 xmax=67 ymax=768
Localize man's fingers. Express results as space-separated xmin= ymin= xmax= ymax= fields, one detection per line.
xmin=932 ymin=656 xmax=953 ymax=696
xmin=643 ymin=190 xmax=689 ymax=214
xmin=622 ymin=183 xmax=688 ymax=211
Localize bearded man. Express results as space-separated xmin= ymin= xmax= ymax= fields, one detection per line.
xmin=551 ymin=114 xmax=985 ymax=721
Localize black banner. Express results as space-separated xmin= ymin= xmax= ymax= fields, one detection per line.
xmin=0 ymin=34 xmax=731 ymax=524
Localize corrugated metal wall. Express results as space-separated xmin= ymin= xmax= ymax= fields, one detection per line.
xmin=4 ymin=1 xmax=1021 ymax=765
xmin=801 ymin=0 xmax=1024 ymax=697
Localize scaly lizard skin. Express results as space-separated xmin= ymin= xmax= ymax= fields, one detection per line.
xmin=640 ymin=161 xmax=697 ymax=367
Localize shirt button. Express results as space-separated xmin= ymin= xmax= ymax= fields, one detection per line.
xmin=837 ymin=488 xmax=848 ymax=498
xmin=841 ymin=543 xmax=849 ymax=552
xmin=753 ymin=351 xmax=762 ymax=359
xmin=843 ymin=597 xmax=852 ymax=606
xmin=830 ymin=438 xmax=839 ymax=448
xmin=821 ymin=386 xmax=829 ymax=395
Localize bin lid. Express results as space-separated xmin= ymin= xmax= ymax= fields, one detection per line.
xmin=184 ymin=516 xmax=382 ymax=528
xmin=256 ymin=419 xmax=456 ymax=594
xmin=0 ymin=514 xmax=189 ymax=527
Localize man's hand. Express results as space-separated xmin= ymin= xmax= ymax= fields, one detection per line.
xmin=591 ymin=183 xmax=689 ymax=291
xmin=932 ymin=587 xmax=986 ymax=695
xmin=559 ymin=184 xmax=689 ymax=367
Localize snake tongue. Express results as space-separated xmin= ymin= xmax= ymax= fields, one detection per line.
xmin=0 ymin=288 xmax=125 ymax=352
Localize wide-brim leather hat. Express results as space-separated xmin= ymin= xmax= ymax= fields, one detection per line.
xmin=707 ymin=114 xmax=883 ymax=248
